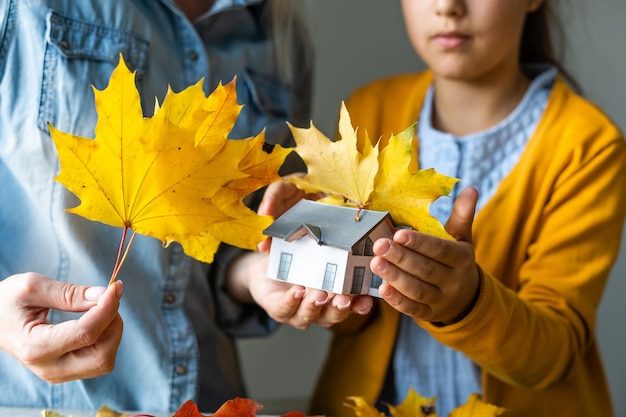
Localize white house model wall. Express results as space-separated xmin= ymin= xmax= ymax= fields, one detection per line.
xmin=263 ymin=200 xmax=395 ymax=296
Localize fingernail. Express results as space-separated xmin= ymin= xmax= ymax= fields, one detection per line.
xmin=394 ymin=231 xmax=410 ymax=246
xmin=85 ymin=286 xmax=106 ymax=301
xmin=115 ymin=281 xmax=124 ymax=298
xmin=377 ymin=239 xmax=392 ymax=256
xmin=371 ymin=258 xmax=386 ymax=275
xmin=379 ymin=284 xmax=391 ymax=298
xmin=356 ymin=306 xmax=371 ymax=315
xmin=337 ymin=299 xmax=351 ymax=310
xmin=314 ymin=296 xmax=328 ymax=307
xmin=294 ymin=289 xmax=305 ymax=299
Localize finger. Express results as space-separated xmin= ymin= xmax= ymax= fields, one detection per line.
xmin=319 ymin=294 xmax=373 ymax=326
xmin=314 ymin=294 xmax=353 ymax=326
xmin=350 ymin=295 xmax=374 ymax=315
xmin=258 ymin=175 xmax=306 ymax=218
xmin=378 ymin=282 xmax=432 ymax=319
xmin=370 ymin=253 xmax=440 ymax=304
xmin=29 ymin=282 xmax=123 ymax=360
xmin=23 ymin=273 xmax=108 ymax=312
xmin=282 ymin=289 xmax=328 ymax=330
xmin=373 ymin=236 xmax=449 ymax=287
xmin=264 ymin=284 xmax=307 ymax=322
xmin=257 ymin=237 xmax=272 ymax=253
xmin=389 ymin=228 xmax=464 ymax=270
xmin=445 ymin=186 xmax=478 ymax=243
xmin=36 ymin=313 xmax=124 ymax=383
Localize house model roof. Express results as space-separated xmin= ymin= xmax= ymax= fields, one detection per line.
xmin=263 ymin=200 xmax=392 ymax=250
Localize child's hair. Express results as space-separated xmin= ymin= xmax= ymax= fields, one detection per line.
xmin=521 ymin=3 xmax=580 ymax=91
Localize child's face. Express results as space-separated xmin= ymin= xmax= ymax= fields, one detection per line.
xmin=401 ymin=0 xmax=539 ymax=82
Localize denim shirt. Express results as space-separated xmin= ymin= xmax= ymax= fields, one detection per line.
xmin=0 ymin=0 xmax=311 ymax=412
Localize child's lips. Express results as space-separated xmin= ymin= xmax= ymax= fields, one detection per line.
xmin=433 ymin=32 xmax=470 ymax=49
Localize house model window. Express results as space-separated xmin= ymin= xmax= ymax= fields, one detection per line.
xmin=263 ymin=199 xmax=395 ymax=297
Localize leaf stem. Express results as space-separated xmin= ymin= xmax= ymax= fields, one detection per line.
xmin=109 ymin=226 xmax=137 ymax=285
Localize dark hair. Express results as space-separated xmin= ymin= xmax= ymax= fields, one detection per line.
xmin=521 ymin=3 xmax=581 ymax=92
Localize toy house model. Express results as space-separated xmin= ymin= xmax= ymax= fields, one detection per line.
xmin=263 ymin=199 xmax=395 ymax=297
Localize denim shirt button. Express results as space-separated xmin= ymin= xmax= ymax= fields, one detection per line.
xmin=175 ymin=365 xmax=188 ymax=375
xmin=188 ymin=51 xmax=198 ymax=61
xmin=165 ymin=293 xmax=177 ymax=304
xmin=59 ymin=40 xmax=69 ymax=49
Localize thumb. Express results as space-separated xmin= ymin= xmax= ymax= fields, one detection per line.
xmin=445 ymin=186 xmax=478 ymax=243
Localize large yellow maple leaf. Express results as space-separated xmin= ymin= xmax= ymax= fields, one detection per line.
xmin=49 ymin=56 xmax=290 ymax=279
xmin=288 ymin=103 xmax=458 ymax=238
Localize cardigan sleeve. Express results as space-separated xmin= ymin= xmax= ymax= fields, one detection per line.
xmin=419 ymin=83 xmax=626 ymax=389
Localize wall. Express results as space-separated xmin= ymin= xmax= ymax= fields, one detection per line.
xmin=237 ymin=0 xmax=626 ymax=415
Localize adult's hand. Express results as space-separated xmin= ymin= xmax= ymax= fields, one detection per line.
xmin=228 ymin=252 xmax=373 ymax=330
xmin=0 ymin=273 xmax=124 ymax=383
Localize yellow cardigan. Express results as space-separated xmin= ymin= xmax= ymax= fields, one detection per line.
xmin=310 ymin=71 xmax=626 ymax=417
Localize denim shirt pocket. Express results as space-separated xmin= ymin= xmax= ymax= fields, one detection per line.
xmin=234 ymin=67 xmax=296 ymax=147
xmin=39 ymin=10 xmax=148 ymax=135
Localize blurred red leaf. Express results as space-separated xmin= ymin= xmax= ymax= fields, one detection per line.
xmin=279 ymin=411 xmax=308 ymax=417
xmin=212 ymin=397 xmax=264 ymax=417
xmin=172 ymin=400 xmax=206 ymax=417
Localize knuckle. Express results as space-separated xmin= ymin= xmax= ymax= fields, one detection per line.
xmin=409 ymin=282 xmax=427 ymax=302
xmin=417 ymin=261 xmax=435 ymax=279
xmin=92 ymin=354 xmax=116 ymax=375
xmin=13 ymin=273 xmax=41 ymax=297
xmin=294 ymin=321 xmax=310 ymax=330
xmin=432 ymin=239 xmax=447 ymax=259
xmin=18 ymin=346 xmax=46 ymax=366
xmin=36 ymin=369 xmax=60 ymax=384
xmin=75 ymin=327 xmax=100 ymax=347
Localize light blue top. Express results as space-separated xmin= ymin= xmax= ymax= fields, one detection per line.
xmin=0 ymin=0 xmax=311 ymax=412
xmin=387 ymin=68 xmax=556 ymax=417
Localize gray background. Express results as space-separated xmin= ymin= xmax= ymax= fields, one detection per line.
xmin=237 ymin=1 xmax=626 ymax=415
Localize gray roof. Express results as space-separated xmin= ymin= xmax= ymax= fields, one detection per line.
xmin=263 ymin=200 xmax=391 ymax=250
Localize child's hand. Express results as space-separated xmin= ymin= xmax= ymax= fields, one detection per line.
xmin=371 ymin=187 xmax=480 ymax=325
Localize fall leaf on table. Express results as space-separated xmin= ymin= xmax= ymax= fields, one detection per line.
xmin=385 ymin=387 xmax=438 ymax=417
xmin=95 ymin=405 xmax=129 ymax=417
xmin=211 ymin=397 xmax=264 ymax=417
xmin=344 ymin=396 xmax=386 ymax=417
xmin=345 ymin=387 xmax=505 ymax=417
xmin=288 ymin=102 xmax=458 ymax=239
xmin=49 ymin=55 xmax=290 ymax=283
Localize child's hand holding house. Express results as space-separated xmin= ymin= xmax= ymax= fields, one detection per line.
xmin=370 ymin=187 xmax=480 ymax=325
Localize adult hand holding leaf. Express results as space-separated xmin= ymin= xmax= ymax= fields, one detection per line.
xmin=49 ymin=56 xmax=290 ymax=283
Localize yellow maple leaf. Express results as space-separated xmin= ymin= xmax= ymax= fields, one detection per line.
xmin=386 ymin=387 xmax=438 ymax=417
xmin=345 ymin=388 xmax=506 ymax=417
xmin=49 ymin=55 xmax=290 ymax=280
xmin=448 ymin=394 xmax=506 ymax=417
xmin=370 ymin=124 xmax=458 ymax=238
xmin=288 ymin=103 xmax=458 ymax=238
xmin=288 ymin=102 xmax=379 ymax=207
xmin=344 ymin=396 xmax=386 ymax=417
